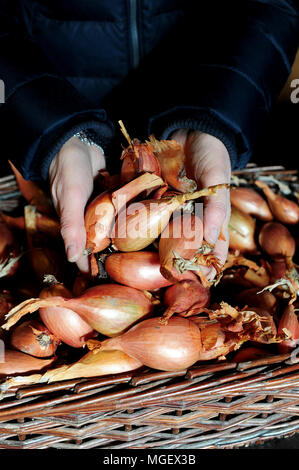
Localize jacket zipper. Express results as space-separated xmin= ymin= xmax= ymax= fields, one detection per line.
xmin=129 ymin=0 xmax=140 ymax=68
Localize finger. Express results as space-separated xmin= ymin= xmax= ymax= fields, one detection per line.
xmin=76 ymin=253 xmax=90 ymax=273
xmin=196 ymin=193 xmax=230 ymax=282
xmin=58 ymin=187 xmax=88 ymax=263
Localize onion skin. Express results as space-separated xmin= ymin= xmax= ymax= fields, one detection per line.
xmin=44 ymin=349 xmax=143 ymax=382
xmin=255 ymin=180 xmax=299 ymax=225
xmin=67 ymin=284 xmax=154 ymax=336
xmin=0 ymin=350 xmax=56 ymax=376
xmin=259 ymin=222 xmax=295 ymax=260
xmin=0 ymin=350 xmax=142 ymax=390
xmin=105 ymin=251 xmax=171 ymax=290
xmin=10 ymin=320 xmax=60 ymax=358
xmin=85 ymin=174 xmax=164 ymax=253
xmin=105 ymin=251 xmax=197 ymax=291
xmin=5 ymin=284 xmax=155 ymax=338
xmin=230 ymin=187 xmax=273 ymax=221
xmin=278 ymin=304 xmax=299 ymax=353
xmin=39 ymin=281 xmax=95 ymax=348
xmin=159 ymin=214 xmax=203 ymax=282
xmin=111 ymin=172 xmax=164 ymax=214
xmin=120 ymin=140 xmax=161 ymax=184
xmin=163 ymin=280 xmax=210 ymax=320
xmin=85 ymin=191 xmax=114 ymax=253
xmin=1 ymin=211 xmax=60 ymax=237
xmin=100 ymin=317 xmax=202 ymax=371
xmin=148 ymin=137 xmax=197 ymax=193
xmin=235 ymin=288 xmax=277 ymax=312
xmin=228 ymin=207 xmax=258 ymax=253
xmin=8 ymin=160 xmax=53 ymax=215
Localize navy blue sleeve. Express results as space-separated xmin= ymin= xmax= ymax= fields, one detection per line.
xmin=0 ymin=8 xmax=114 ymax=181
xmin=147 ymin=1 xmax=299 ymax=170
xmin=107 ymin=0 xmax=298 ymax=171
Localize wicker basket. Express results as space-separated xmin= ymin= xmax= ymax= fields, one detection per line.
xmin=0 ymin=166 xmax=298 ymax=450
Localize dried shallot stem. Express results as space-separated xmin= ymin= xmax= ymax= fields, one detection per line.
xmin=172 ymin=251 xmax=210 ymax=288
xmin=258 ymin=278 xmax=298 ymax=305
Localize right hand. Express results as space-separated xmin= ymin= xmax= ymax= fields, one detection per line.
xmin=49 ymin=136 xmax=106 ymax=273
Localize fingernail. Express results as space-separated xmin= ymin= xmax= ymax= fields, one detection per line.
xmin=208 ymin=227 xmax=220 ymax=245
xmin=67 ymin=244 xmax=79 ymax=262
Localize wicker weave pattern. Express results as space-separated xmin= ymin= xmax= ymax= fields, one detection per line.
xmin=0 ymin=166 xmax=298 ymax=449
xmin=0 ymin=354 xmax=299 ymax=449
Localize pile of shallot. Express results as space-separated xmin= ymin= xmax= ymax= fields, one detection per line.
xmin=0 ymin=124 xmax=298 ymax=394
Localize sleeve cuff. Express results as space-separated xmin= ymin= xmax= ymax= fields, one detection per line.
xmin=38 ymin=118 xmax=115 ymax=181
xmin=148 ymin=110 xmax=243 ymax=170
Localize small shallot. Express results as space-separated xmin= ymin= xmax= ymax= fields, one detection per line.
xmin=163 ymin=280 xmax=210 ymax=323
xmin=147 ymin=135 xmax=197 ymax=193
xmin=10 ymin=320 xmax=60 ymax=358
xmin=39 ymin=278 xmax=95 ymax=348
xmin=112 ymin=184 xmax=228 ymax=252
xmin=230 ymin=187 xmax=273 ymax=221
xmin=228 ymin=207 xmax=258 ymax=254
xmin=105 ymin=251 xmax=197 ymax=291
xmin=98 ymin=316 xmax=202 ymax=371
xmin=255 ymin=180 xmax=299 ymax=225
xmin=278 ymin=304 xmax=299 ymax=353
xmin=3 ymin=284 xmax=154 ymax=338
xmin=258 ymin=222 xmax=295 ymax=261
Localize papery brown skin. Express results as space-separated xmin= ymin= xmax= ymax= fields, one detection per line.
xmin=1 ymin=210 xmax=60 ymax=237
xmin=0 ymin=350 xmax=56 ymax=376
xmin=278 ymin=304 xmax=299 ymax=353
xmin=228 ymin=207 xmax=258 ymax=254
xmin=8 ymin=160 xmax=53 ymax=215
xmin=85 ymin=191 xmax=114 ymax=253
xmin=230 ymin=187 xmax=273 ymax=221
xmin=235 ymin=287 xmax=277 ymax=312
xmin=159 ymin=214 xmax=203 ymax=283
xmin=148 ymin=137 xmax=197 ymax=193
xmin=10 ymin=319 xmax=60 ymax=358
xmin=100 ymin=316 xmax=202 ymax=371
xmin=249 ymin=307 xmax=278 ymax=341
xmin=163 ymin=280 xmax=210 ymax=320
xmin=120 ymin=140 xmax=161 ymax=184
xmin=111 ymin=172 xmax=164 ymax=214
xmin=255 ymin=180 xmax=299 ymax=225
xmin=258 ymin=222 xmax=295 ymax=260
xmin=39 ymin=281 xmax=95 ymax=348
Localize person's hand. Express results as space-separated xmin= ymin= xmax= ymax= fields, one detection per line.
xmin=171 ymin=129 xmax=231 ymax=280
xmin=49 ymin=136 xmax=106 ymax=273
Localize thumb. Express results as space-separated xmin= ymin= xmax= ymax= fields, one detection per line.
xmin=58 ymin=187 xmax=88 ymax=263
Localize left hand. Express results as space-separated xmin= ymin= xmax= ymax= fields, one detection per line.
xmin=171 ymin=129 xmax=231 ymax=280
